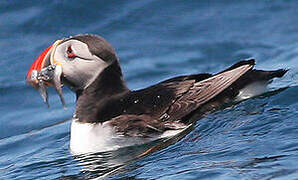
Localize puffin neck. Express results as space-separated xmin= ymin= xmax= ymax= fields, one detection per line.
xmin=75 ymin=60 xmax=130 ymax=123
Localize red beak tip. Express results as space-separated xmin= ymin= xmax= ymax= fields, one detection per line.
xmin=26 ymin=44 xmax=53 ymax=81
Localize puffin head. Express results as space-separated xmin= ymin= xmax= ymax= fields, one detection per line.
xmin=26 ymin=34 xmax=120 ymax=107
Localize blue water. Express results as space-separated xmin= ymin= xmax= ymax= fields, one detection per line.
xmin=1 ymin=0 xmax=298 ymax=179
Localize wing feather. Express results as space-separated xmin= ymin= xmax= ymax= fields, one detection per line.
xmin=164 ymin=64 xmax=254 ymax=121
xmin=107 ymin=61 xmax=254 ymax=137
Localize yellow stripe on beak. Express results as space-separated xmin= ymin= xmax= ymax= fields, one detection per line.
xmin=50 ymin=40 xmax=63 ymax=66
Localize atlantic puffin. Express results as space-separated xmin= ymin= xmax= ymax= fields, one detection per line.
xmin=26 ymin=34 xmax=287 ymax=154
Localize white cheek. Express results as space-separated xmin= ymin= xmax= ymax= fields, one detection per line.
xmin=81 ymin=59 xmax=108 ymax=88
xmin=71 ymin=41 xmax=95 ymax=60
xmin=53 ymin=42 xmax=109 ymax=89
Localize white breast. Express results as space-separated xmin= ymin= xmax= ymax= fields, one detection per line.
xmin=69 ymin=119 xmax=183 ymax=155
xmin=70 ymin=120 xmax=116 ymax=154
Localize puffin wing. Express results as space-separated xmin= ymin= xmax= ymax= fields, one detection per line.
xmin=164 ymin=60 xmax=255 ymax=122
xmin=107 ymin=60 xmax=254 ymax=138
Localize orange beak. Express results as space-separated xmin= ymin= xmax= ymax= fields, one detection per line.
xmin=26 ymin=44 xmax=53 ymax=82
xmin=26 ymin=40 xmax=66 ymax=108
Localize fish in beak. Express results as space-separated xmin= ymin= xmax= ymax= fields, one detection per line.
xmin=26 ymin=40 xmax=66 ymax=108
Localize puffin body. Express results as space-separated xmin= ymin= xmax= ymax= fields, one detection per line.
xmin=26 ymin=34 xmax=287 ymax=154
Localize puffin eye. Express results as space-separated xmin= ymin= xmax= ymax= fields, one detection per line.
xmin=67 ymin=46 xmax=77 ymax=59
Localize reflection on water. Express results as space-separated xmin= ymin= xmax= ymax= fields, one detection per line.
xmin=74 ymin=144 xmax=156 ymax=178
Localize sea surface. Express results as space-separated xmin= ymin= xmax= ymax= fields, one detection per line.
xmin=1 ymin=1 xmax=298 ymax=179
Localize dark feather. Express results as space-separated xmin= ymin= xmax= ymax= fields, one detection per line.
xmin=75 ymin=59 xmax=287 ymax=137
xmin=107 ymin=114 xmax=184 ymax=138
xmin=165 ymin=62 xmax=254 ymax=122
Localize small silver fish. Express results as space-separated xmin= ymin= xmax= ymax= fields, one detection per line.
xmin=28 ymin=64 xmax=66 ymax=108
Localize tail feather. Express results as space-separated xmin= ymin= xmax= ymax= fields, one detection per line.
xmin=220 ymin=59 xmax=287 ymax=81
xmin=180 ymin=60 xmax=288 ymax=123
xmin=249 ymin=69 xmax=288 ymax=82
xmin=268 ymin=69 xmax=288 ymax=79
